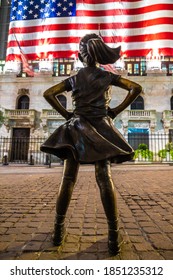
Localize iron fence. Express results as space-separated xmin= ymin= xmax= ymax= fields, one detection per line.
xmin=0 ymin=134 xmax=173 ymax=165
xmin=125 ymin=133 xmax=173 ymax=163
xmin=0 ymin=136 xmax=61 ymax=165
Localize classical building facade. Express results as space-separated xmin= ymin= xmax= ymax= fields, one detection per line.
xmin=0 ymin=69 xmax=173 ymax=164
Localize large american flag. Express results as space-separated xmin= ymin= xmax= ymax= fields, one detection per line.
xmin=6 ymin=0 xmax=173 ymax=61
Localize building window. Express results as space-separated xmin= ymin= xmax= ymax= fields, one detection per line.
xmin=124 ymin=58 xmax=146 ymax=76
xmin=171 ymin=96 xmax=173 ymax=110
xmin=58 ymin=62 xmax=73 ymax=76
xmin=57 ymin=95 xmax=67 ymax=109
xmin=17 ymin=95 xmax=30 ymax=109
xmin=168 ymin=63 xmax=173 ymax=75
xmin=30 ymin=61 xmax=39 ymax=73
xmin=52 ymin=59 xmax=74 ymax=76
xmin=131 ymin=96 xmax=144 ymax=110
xmin=161 ymin=61 xmax=173 ymax=76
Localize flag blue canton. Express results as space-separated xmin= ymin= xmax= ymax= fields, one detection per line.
xmin=10 ymin=0 xmax=76 ymax=21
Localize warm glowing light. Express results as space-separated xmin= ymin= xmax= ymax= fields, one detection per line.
xmin=146 ymin=49 xmax=164 ymax=70
xmin=4 ymin=60 xmax=21 ymax=74
xmin=39 ymin=58 xmax=53 ymax=72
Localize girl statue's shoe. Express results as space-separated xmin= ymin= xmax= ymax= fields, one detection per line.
xmin=52 ymin=215 xmax=65 ymax=246
xmin=108 ymin=229 xmax=124 ymax=255
xmin=108 ymin=219 xmax=123 ymax=255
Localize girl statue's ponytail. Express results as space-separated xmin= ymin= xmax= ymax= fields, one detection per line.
xmin=79 ymin=33 xmax=121 ymax=66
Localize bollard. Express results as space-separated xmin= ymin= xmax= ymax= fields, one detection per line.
xmin=28 ymin=154 xmax=34 ymax=165
xmin=44 ymin=154 xmax=50 ymax=165
xmin=2 ymin=155 xmax=9 ymax=165
xmin=44 ymin=154 xmax=51 ymax=168
xmin=48 ymin=154 xmax=51 ymax=168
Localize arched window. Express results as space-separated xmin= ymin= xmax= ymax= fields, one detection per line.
xmin=57 ymin=95 xmax=67 ymax=109
xmin=171 ymin=96 xmax=173 ymax=110
xmin=17 ymin=95 xmax=30 ymax=109
xmin=131 ymin=96 xmax=144 ymax=110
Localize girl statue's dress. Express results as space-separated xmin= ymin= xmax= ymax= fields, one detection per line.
xmin=40 ymin=33 xmax=142 ymax=255
xmin=41 ymin=67 xmax=134 ymax=164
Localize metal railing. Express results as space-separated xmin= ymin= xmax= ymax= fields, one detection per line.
xmin=0 ymin=134 xmax=173 ymax=165
xmin=125 ymin=133 xmax=173 ymax=163
xmin=0 ymin=136 xmax=61 ymax=166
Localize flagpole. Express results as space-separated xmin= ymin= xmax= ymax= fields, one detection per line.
xmin=13 ymin=33 xmax=35 ymax=77
xmin=12 ymin=33 xmax=23 ymax=75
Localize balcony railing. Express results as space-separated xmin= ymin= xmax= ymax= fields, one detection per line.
xmin=5 ymin=109 xmax=36 ymax=118
xmin=127 ymin=110 xmax=156 ymax=119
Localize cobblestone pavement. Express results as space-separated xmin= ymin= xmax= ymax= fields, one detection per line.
xmin=0 ymin=164 xmax=173 ymax=260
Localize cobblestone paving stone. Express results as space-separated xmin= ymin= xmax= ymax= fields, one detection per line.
xmin=0 ymin=164 xmax=173 ymax=260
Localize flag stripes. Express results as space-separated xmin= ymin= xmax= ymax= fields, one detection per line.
xmin=6 ymin=0 xmax=173 ymax=61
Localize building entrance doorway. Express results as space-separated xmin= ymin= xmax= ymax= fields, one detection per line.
xmin=128 ymin=128 xmax=149 ymax=150
xmin=10 ymin=128 xmax=30 ymax=162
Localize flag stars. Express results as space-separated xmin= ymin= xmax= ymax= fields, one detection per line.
xmin=10 ymin=0 xmax=76 ymax=21
xmin=17 ymin=10 xmax=22 ymax=15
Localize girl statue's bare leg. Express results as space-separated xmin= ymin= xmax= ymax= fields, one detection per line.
xmin=53 ymin=154 xmax=79 ymax=245
xmin=95 ymin=159 xmax=122 ymax=254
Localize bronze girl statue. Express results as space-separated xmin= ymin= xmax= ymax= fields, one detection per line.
xmin=40 ymin=33 xmax=142 ymax=255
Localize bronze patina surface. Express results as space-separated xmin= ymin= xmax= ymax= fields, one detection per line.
xmin=40 ymin=33 xmax=142 ymax=254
